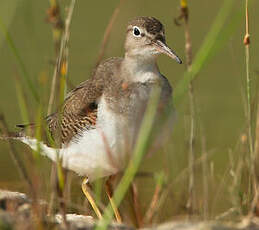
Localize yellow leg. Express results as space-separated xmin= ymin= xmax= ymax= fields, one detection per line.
xmin=81 ymin=178 xmax=102 ymax=219
xmin=105 ymin=178 xmax=122 ymax=223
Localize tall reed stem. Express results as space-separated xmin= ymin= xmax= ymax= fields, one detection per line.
xmin=243 ymin=0 xmax=256 ymax=207
xmin=178 ymin=0 xmax=196 ymax=214
xmin=244 ymin=0 xmax=253 ymax=159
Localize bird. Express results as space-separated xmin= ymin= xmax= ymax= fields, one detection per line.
xmin=3 ymin=16 xmax=182 ymax=222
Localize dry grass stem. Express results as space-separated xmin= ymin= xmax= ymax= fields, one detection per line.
xmin=143 ymin=182 xmax=162 ymax=224
xmin=215 ymin=207 xmax=238 ymax=220
xmin=47 ymin=164 xmax=57 ymax=216
xmin=47 ymin=0 xmax=76 ymax=114
xmin=47 ymin=0 xmax=64 ymax=54
xmin=131 ymin=182 xmax=142 ymax=227
xmin=46 ymin=0 xmax=76 ymax=223
xmin=255 ymin=101 xmax=259 ymax=164
xmin=95 ymin=0 xmax=126 ymax=66
xmin=243 ymin=0 xmax=253 ymax=162
xmin=0 ymin=115 xmax=34 ymax=196
xmin=243 ymin=0 xmax=257 ymax=212
xmin=152 ymin=150 xmax=214 ymax=221
xmin=201 ymin=134 xmax=209 ymax=219
xmin=248 ymin=101 xmax=259 ymax=217
xmin=177 ymin=0 xmax=196 ymax=214
xmin=105 ymin=178 xmax=122 ymax=223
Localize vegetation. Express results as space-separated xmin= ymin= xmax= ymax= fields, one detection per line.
xmin=0 ymin=0 xmax=258 ymax=229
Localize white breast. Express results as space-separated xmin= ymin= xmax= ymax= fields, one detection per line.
xmin=59 ymin=96 xmax=134 ymax=181
xmin=133 ymin=71 xmax=159 ymax=83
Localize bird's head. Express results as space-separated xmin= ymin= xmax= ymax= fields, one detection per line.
xmin=124 ymin=17 xmax=182 ymax=64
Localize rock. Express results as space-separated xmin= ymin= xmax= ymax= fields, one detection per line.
xmin=0 ymin=189 xmax=133 ymax=230
xmin=0 ymin=189 xmax=29 ymax=211
xmin=140 ymin=219 xmax=259 ymax=230
xmin=55 ymin=213 xmax=134 ymax=230
xmin=55 ymin=213 xmax=95 ymax=229
xmin=141 ymin=221 xmax=238 ymax=230
xmin=55 ymin=213 xmax=94 ymax=224
xmin=0 ymin=189 xmax=259 ymax=230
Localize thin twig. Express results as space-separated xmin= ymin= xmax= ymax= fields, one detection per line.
xmin=248 ymin=100 xmax=259 ymax=217
xmin=0 ymin=114 xmax=34 ymax=195
xmin=131 ymin=182 xmax=142 ymax=227
xmin=248 ymin=185 xmax=259 ymax=218
xmin=48 ymin=58 xmax=60 ymax=114
xmin=201 ymin=132 xmax=209 ymax=219
xmin=48 ymin=164 xmax=57 ymax=216
xmin=187 ymin=83 xmax=195 ymax=215
xmin=95 ymin=0 xmax=126 ymax=66
xmin=143 ymin=182 xmax=162 ymax=224
xmin=47 ymin=0 xmax=64 ymax=114
xmin=215 ymin=207 xmax=238 ymax=220
xmin=47 ymin=0 xmax=76 ymax=114
xmin=255 ymin=100 xmax=259 ymax=170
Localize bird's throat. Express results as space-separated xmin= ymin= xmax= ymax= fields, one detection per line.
xmin=122 ymin=54 xmax=160 ymax=83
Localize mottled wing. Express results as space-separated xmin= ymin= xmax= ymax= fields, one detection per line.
xmin=47 ymin=79 xmax=104 ymax=146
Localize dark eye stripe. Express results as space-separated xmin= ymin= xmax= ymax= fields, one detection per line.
xmin=155 ymin=34 xmax=165 ymax=42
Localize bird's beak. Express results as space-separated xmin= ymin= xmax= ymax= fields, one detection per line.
xmin=152 ymin=40 xmax=182 ymax=64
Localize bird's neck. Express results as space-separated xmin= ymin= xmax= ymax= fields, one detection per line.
xmin=122 ymin=53 xmax=160 ymax=83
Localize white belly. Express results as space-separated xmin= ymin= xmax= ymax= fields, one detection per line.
xmin=59 ymin=97 xmax=134 ymax=181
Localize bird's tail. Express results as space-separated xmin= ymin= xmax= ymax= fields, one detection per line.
xmin=0 ymin=131 xmax=23 ymax=140
xmin=0 ymin=122 xmax=35 ymax=140
xmin=0 ymin=125 xmax=57 ymax=163
xmin=19 ymin=136 xmax=57 ymax=162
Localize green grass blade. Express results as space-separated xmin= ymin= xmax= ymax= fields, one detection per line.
xmin=0 ymin=17 xmax=39 ymax=102
xmin=34 ymin=105 xmax=44 ymax=162
xmin=0 ymin=0 xmax=18 ymax=48
xmin=96 ymin=87 xmax=161 ymax=230
xmin=15 ymin=78 xmax=30 ymax=126
xmin=173 ymin=0 xmax=238 ymax=106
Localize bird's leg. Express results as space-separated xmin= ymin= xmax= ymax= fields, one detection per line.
xmin=105 ymin=176 xmax=122 ymax=223
xmin=81 ymin=178 xmax=102 ymax=219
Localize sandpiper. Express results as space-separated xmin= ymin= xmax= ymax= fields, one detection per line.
xmin=8 ymin=17 xmax=182 ymax=221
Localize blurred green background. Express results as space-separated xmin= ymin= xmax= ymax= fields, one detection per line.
xmin=0 ymin=0 xmax=259 ymax=221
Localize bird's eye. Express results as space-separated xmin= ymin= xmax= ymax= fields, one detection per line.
xmin=133 ymin=26 xmax=141 ymax=37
